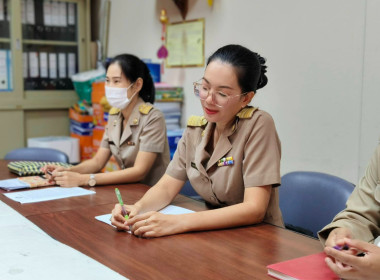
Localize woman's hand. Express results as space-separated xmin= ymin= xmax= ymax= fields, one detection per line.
xmin=41 ymin=164 xmax=68 ymax=183
xmin=325 ymin=227 xmax=353 ymax=248
xmin=111 ymin=204 xmax=141 ymax=231
xmin=324 ymin=238 xmax=380 ymax=280
xmin=52 ymin=170 xmax=86 ymax=187
xmin=126 ymin=211 xmax=184 ymax=238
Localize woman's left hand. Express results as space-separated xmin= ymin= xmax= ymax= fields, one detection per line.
xmin=53 ymin=171 xmax=85 ymax=187
xmin=126 ymin=211 xmax=184 ymax=238
xmin=324 ymin=238 xmax=380 ymax=280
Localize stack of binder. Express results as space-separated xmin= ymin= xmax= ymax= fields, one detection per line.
xmin=154 ymin=84 xmax=183 ymax=130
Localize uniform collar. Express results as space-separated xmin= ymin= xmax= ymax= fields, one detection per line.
xmin=118 ymin=98 xmax=145 ymax=146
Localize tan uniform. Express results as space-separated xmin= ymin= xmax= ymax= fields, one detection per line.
xmin=318 ymin=145 xmax=380 ymax=244
xmin=101 ymin=98 xmax=170 ymax=186
xmin=166 ymin=107 xmax=284 ymax=227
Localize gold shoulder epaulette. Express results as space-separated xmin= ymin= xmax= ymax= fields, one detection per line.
xmin=187 ymin=116 xmax=208 ymax=127
xmin=139 ymin=103 xmax=153 ymax=114
xmin=236 ymin=106 xmax=258 ymax=119
xmin=109 ymin=107 xmax=121 ymax=115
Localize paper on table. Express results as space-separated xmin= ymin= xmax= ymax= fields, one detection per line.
xmin=0 ymin=178 xmax=30 ymax=191
xmin=3 ymin=187 xmax=95 ymax=204
xmin=95 ymin=205 xmax=195 ymax=229
xmin=0 ymin=200 xmax=128 ymax=280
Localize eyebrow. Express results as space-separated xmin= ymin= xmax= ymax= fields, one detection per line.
xmin=106 ymin=75 xmax=122 ymax=79
xmin=202 ymin=77 xmax=234 ymax=90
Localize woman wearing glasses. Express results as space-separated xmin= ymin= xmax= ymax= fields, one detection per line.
xmin=111 ymin=44 xmax=283 ymax=237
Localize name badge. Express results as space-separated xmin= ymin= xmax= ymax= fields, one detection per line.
xmin=127 ymin=141 xmax=135 ymax=146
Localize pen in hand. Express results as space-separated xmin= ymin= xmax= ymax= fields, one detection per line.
xmin=115 ymin=188 xmax=129 ymax=220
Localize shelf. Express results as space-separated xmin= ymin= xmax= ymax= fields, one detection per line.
xmin=0 ymin=38 xmax=11 ymax=43
xmin=23 ymin=39 xmax=78 ymax=46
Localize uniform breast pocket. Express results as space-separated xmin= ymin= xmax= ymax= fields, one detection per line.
xmin=374 ymin=184 xmax=380 ymax=203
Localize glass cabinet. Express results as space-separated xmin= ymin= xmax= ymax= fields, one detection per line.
xmin=0 ymin=0 xmax=90 ymax=159
xmin=0 ymin=0 xmax=12 ymax=91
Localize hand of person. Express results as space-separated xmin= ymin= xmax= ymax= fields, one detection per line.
xmin=324 ymin=238 xmax=380 ymax=280
xmin=52 ymin=170 xmax=84 ymax=187
xmin=41 ymin=164 xmax=68 ymax=183
xmin=325 ymin=227 xmax=353 ymax=248
xmin=126 ymin=211 xmax=184 ymax=238
xmin=110 ymin=204 xmax=140 ymax=231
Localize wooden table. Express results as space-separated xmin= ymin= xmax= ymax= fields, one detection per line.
xmin=0 ymin=161 xmax=322 ymax=280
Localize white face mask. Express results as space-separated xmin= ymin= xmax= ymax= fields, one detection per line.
xmin=105 ymin=83 xmax=136 ymax=110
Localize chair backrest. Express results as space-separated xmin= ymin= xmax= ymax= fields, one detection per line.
xmin=4 ymin=147 xmax=69 ymax=163
xmin=279 ymin=171 xmax=355 ymax=238
xmin=180 ymin=181 xmax=203 ymax=201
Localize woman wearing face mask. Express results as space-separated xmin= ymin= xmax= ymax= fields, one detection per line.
xmin=111 ymin=45 xmax=283 ymax=238
xmin=43 ymin=54 xmax=170 ymax=187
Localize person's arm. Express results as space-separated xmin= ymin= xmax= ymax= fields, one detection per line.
xmin=53 ymin=149 xmax=158 ymax=187
xmin=112 ymin=175 xmax=271 ymax=237
xmin=318 ymin=145 xmax=380 ymax=245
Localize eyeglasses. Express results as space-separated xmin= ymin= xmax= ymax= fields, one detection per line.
xmin=193 ymin=80 xmax=247 ymax=108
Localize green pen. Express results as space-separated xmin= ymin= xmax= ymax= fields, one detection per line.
xmin=115 ymin=188 xmax=129 ymax=220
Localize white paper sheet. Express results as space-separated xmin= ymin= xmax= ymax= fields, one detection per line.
xmin=95 ymin=205 xmax=195 ymax=229
xmin=0 ymin=200 xmax=128 ymax=280
xmin=3 ymin=187 xmax=95 ymax=204
xmin=0 ymin=178 xmax=29 ymax=191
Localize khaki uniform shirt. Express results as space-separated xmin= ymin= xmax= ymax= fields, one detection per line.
xmin=166 ymin=107 xmax=284 ymax=227
xmin=101 ymin=98 xmax=170 ymax=186
xmin=318 ymin=145 xmax=380 ymax=244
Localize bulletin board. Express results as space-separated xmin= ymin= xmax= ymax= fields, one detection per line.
xmin=166 ymin=18 xmax=205 ymax=67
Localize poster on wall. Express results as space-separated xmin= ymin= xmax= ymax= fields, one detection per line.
xmin=166 ymin=18 xmax=204 ymax=67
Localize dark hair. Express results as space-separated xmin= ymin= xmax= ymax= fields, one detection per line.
xmin=105 ymin=54 xmax=155 ymax=103
xmin=206 ymin=44 xmax=268 ymax=93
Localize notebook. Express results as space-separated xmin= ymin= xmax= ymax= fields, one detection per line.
xmin=267 ymin=252 xmax=340 ymax=280
xmin=0 ymin=176 xmax=54 ymax=191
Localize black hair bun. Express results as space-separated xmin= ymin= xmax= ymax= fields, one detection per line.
xmin=256 ymin=54 xmax=268 ymax=90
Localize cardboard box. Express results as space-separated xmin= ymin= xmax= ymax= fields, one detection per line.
xmin=92 ymin=126 xmax=105 ymax=153
xmin=92 ymin=81 xmax=105 ymax=104
xmin=70 ymin=133 xmax=93 ymax=161
xmin=69 ymin=107 xmax=93 ymax=123
xmin=27 ymin=136 xmax=80 ymax=164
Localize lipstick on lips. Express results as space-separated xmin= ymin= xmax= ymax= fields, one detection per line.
xmin=204 ymin=107 xmax=218 ymax=115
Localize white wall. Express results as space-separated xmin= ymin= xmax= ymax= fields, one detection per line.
xmin=108 ymin=0 xmax=380 ymax=184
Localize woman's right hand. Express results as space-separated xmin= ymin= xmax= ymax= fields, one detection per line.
xmin=111 ymin=204 xmax=141 ymax=231
xmin=325 ymin=227 xmax=353 ymax=248
xmin=41 ymin=164 xmax=68 ymax=182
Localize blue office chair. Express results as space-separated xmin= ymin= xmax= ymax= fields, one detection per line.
xmin=279 ymin=171 xmax=355 ymax=238
xmin=4 ymin=147 xmax=69 ymax=163
xmin=180 ymin=180 xmax=203 ymax=200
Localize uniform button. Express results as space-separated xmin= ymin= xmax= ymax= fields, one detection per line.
xmin=202 ymin=177 xmax=209 ymax=182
